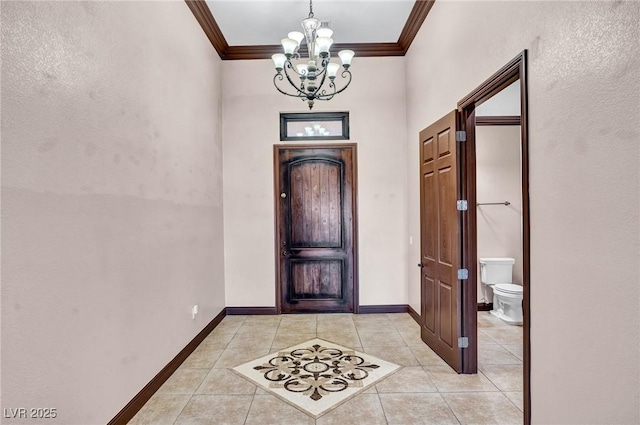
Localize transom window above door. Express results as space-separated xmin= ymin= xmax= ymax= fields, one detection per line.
xmin=280 ymin=112 xmax=349 ymax=141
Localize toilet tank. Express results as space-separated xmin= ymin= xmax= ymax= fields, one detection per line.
xmin=479 ymin=257 xmax=515 ymax=284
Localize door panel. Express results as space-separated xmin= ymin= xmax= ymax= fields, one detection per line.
xmin=423 ymin=172 xmax=436 ymax=260
xmin=423 ymin=276 xmax=436 ymax=333
xmin=438 ymin=166 xmax=454 ymax=266
xmin=439 ymin=282 xmax=453 ymax=347
xmin=289 ymin=160 xmax=342 ymax=247
xmin=290 ymin=260 xmax=343 ymax=299
xmin=438 ymin=129 xmax=452 ymax=157
xmin=423 ymin=137 xmax=435 ymax=162
xmin=419 ymin=111 xmax=462 ymax=371
xmin=276 ymin=145 xmax=357 ymax=313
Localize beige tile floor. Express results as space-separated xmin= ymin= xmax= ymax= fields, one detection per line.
xmin=129 ymin=312 xmax=523 ymax=425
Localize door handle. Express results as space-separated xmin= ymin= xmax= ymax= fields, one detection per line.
xmin=281 ymin=248 xmax=300 ymax=257
xmin=417 ymin=263 xmax=424 ymax=268
xmin=281 ymin=240 xmax=290 ymax=257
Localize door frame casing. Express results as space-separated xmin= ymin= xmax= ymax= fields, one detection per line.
xmin=457 ymin=51 xmax=530 ymax=423
xmin=273 ymin=143 xmax=359 ymax=315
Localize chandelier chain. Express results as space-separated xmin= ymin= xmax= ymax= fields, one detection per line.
xmin=308 ymin=0 xmax=314 ymax=18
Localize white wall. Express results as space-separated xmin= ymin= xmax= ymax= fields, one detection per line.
xmin=476 ymin=125 xmax=523 ymax=302
xmin=405 ymin=1 xmax=639 ymax=423
xmin=1 ymin=2 xmax=225 ymax=424
xmin=222 ymin=57 xmax=408 ymax=308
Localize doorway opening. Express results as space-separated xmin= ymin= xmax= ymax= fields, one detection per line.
xmin=458 ymin=51 xmax=530 ymax=423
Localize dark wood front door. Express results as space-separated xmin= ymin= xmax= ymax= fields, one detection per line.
xmin=275 ymin=144 xmax=357 ymax=313
xmin=419 ymin=111 xmax=463 ymax=372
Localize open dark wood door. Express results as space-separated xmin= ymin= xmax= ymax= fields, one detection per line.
xmin=419 ymin=111 xmax=463 ymax=372
xmin=275 ymin=144 xmax=357 ymax=313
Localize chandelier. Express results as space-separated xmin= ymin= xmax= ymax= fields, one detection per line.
xmin=271 ymin=0 xmax=355 ymax=110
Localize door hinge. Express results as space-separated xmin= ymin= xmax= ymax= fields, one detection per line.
xmin=457 ymin=268 xmax=469 ymax=280
xmin=458 ymin=336 xmax=469 ymax=348
xmin=455 ymin=131 xmax=466 ymax=142
xmin=456 ymin=200 xmax=468 ymax=211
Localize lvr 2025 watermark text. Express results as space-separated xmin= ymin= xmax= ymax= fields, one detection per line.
xmin=3 ymin=408 xmax=57 ymax=419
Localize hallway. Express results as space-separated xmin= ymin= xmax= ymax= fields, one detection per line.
xmin=130 ymin=313 xmax=522 ymax=424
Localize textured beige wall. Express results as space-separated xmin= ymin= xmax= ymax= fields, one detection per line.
xmin=222 ymin=57 xmax=408 ymax=308
xmin=476 ymin=125 xmax=523 ymax=301
xmin=405 ymin=1 xmax=639 ymax=423
xmin=1 ymin=2 xmax=225 ymax=424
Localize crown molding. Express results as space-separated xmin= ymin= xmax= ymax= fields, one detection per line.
xmin=398 ymin=0 xmax=436 ymax=53
xmin=185 ymin=0 xmax=230 ymax=56
xmin=185 ymin=0 xmax=435 ymax=60
xmin=223 ymin=42 xmax=405 ymax=60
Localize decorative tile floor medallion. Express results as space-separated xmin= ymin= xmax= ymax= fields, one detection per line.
xmin=233 ymin=338 xmax=401 ymax=418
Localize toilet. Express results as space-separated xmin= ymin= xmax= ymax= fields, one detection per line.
xmin=479 ymin=257 xmax=523 ymax=326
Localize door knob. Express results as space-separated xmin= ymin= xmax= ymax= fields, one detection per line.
xmin=282 ymin=250 xmax=291 ymax=257
xmin=417 ymin=263 xmax=424 ymax=268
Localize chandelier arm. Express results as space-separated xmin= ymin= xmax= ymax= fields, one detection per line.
xmin=315 ymin=57 xmax=329 ymax=77
xmin=313 ymin=58 xmax=330 ymax=92
xmin=315 ymin=69 xmax=352 ymax=100
xmin=286 ymin=59 xmax=307 ymax=78
xmin=290 ymin=52 xmax=302 ymax=63
xmin=273 ymin=73 xmax=306 ymax=98
xmin=282 ymin=61 xmax=310 ymax=97
xmin=314 ymin=79 xmax=337 ymax=101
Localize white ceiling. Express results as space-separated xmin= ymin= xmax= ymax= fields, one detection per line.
xmin=206 ymin=0 xmax=416 ymax=46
